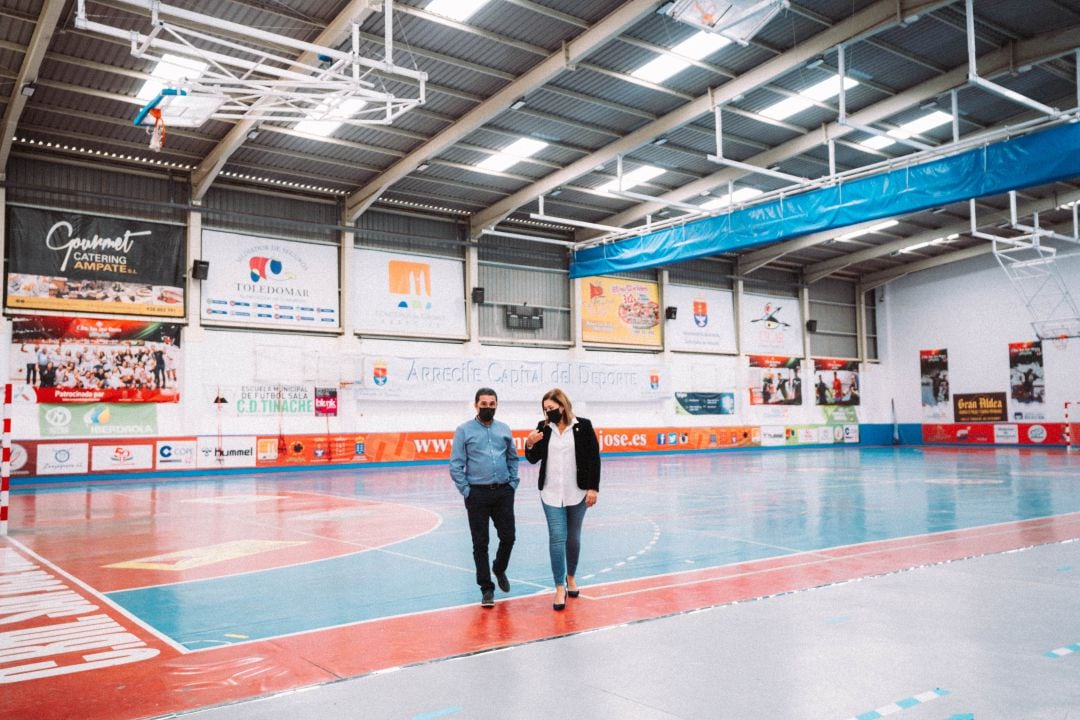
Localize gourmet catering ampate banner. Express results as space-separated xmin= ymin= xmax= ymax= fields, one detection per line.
xmin=10 ymin=314 xmax=182 ymax=403
xmin=5 ymin=207 xmax=185 ymax=317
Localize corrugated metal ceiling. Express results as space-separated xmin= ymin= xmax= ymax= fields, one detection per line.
xmin=1 ymin=0 xmax=1078 ymax=286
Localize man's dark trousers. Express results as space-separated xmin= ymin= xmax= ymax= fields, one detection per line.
xmin=465 ymin=483 xmax=515 ymax=592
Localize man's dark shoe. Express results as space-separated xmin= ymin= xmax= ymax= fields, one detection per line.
xmin=481 ymin=589 xmax=495 ymax=608
xmin=494 ymin=569 xmax=510 ymax=593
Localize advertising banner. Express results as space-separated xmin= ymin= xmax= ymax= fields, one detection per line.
xmin=196 ymin=436 xmax=257 ymax=468
xmin=5 ymin=207 xmax=185 ymax=317
xmin=920 ymin=348 xmax=950 ymax=421
xmin=953 ymin=392 xmax=1008 ymax=422
xmin=91 ymin=444 xmax=155 ymax=471
xmin=922 ymin=423 xmax=1065 ymax=445
xmin=39 ymin=403 xmax=157 ymax=437
xmin=155 ymin=440 xmax=198 ymax=469
xmin=675 ymin=392 xmax=736 ymax=415
xmin=355 ymin=355 xmax=667 ymax=402
xmin=205 ymin=384 xmax=314 ymax=416
xmin=813 ymin=358 xmax=860 ymax=406
xmin=740 ymin=293 xmax=803 ymax=356
xmin=580 ymin=276 xmax=661 ymax=347
xmin=1008 ymin=341 xmax=1045 ymax=420
xmin=314 ymin=387 xmax=338 ymax=416
xmin=35 ymin=442 xmax=90 ymax=475
xmin=201 ymin=229 xmax=339 ymax=330
xmin=663 ymin=285 xmax=737 ymax=353
xmin=747 ymin=355 xmax=803 ymax=406
xmin=10 ymin=314 xmax=181 ymax=403
xmin=255 ymin=434 xmax=366 ymax=465
xmin=353 ymin=248 xmax=466 ymax=338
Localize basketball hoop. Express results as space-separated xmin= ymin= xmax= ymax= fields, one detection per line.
xmin=147 ymin=108 xmax=165 ymax=151
xmin=1053 ymin=334 xmax=1070 ymax=351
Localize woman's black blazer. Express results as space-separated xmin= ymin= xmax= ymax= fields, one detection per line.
xmin=524 ymin=416 xmax=601 ymax=492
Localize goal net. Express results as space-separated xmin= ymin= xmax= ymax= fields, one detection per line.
xmin=1067 ymin=401 xmax=1080 ymax=451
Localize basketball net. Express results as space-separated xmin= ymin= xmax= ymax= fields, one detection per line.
xmin=1053 ymin=334 xmax=1070 ymax=351
xmin=148 ymin=108 xmax=166 ymax=152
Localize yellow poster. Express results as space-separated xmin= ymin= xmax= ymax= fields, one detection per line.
xmin=580 ymin=276 xmax=661 ymax=347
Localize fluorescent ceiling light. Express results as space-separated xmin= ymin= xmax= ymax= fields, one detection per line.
xmin=475 ymin=137 xmax=548 ymax=172
xmin=901 ymin=233 xmax=959 ymax=253
xmin=892 ymin=110 xmax=952 ymax=138
xmin=673 ymin=31 xmax=731 ymax=60
xmin=135 ymin=53 xmax=208 ymax=101
xmin=598 ymin=165 xmax=665 ymax=194
xmin=701 ymin=187 xmax=764 ymax=210
xmin=760 ymin=76 xmax=858 ymax=121
xmin=859 ymin=110 xmax=953 ymax=150
xmin=836 ymin=219 xmax=899 ymax=241
xmin=631 ymin=31 xmax=731 ymax=84
xmin=295 ymin=97 xmax=368 ymax=136
xmin=426 ymin=0 xmax=490 ymax=22
xmin=859 ymin=135 xmax=895 ymax=150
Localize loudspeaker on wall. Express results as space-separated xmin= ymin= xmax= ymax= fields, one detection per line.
xmin=192 ymin=260 xmax=210 ymax=280
xmin=665 ymin=306 xmax=678 ymax=320
xmin=471 ymin=287 xmax=485 ymax=304
xmin=805 ymin=319 xmax=818 ymax=333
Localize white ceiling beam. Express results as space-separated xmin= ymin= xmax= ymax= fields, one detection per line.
xmin=0 ymin=0 xmax=66 ymax=177
xmin=344 ymin=0 xmax=664 ymax=222
xmin=803 ymin=186 xmax=1080 ymax=283
xmin=190 ymin=1 xmax=380 ymax=201
xmin=859 ymin=216 xmax=1078 ymax=291
xmin=469 ymin=0 xmax=956 ymax=237
xmin=596 ymin=23 xmax=1080 ymax=237
xmin=859 ymin=244 xmax=994 ymax=291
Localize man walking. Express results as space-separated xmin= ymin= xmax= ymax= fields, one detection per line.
xmin=450 ymin=387 xmax=518 ymax=608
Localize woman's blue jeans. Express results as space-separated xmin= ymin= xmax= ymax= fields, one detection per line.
xmin=541 ymin=498 xmax=587 ymax=587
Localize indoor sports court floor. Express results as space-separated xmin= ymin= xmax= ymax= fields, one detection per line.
xmin=3 ymin=446 xmax=1080 ymax=719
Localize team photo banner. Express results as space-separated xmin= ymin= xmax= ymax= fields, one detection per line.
xmin=920 ymin=348 xmax=950 ymax=421
xmin=740 ymin=293 xmax=803 ymax=356
xmin=353 ymin=248 xmax=467 ymax=338
xmin=813 ymin=358 xmax=860 ymax=406
xmin=356 ymin=354 xmax=667 ymax=402
xmin=663 ymin=285 xmax=737 ymax=353
xmin=747 ymin=355 xmax=803 ymax=406
xmin=1008 ymin=340 xmax=1045 ymax=420
xmin=201 ymin=229 xmax=340 ymax=330
xmin=10 ymin=314 xmax=182 ymax=403
xmin=580 ymin=276 xmax=661 ymax=347
xmin=5 ymin=206 xmax=185 ymax=317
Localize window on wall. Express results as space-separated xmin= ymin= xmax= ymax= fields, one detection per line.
xmin=478 ymin=236 xmax=571 ymax=345
xmin=808 ymin=279 xmax=859 ymax=359
xmin=666 ymin=257 xmax=735 ymax=290
xmin=864 ymin=288 xmax=879 ymax=361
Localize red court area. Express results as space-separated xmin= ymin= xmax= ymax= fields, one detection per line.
xmin=3 ymin=449 xmax=1080 ymax=720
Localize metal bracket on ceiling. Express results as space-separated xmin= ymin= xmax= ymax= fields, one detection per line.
xmin=75 ymin=0 xmax=427 ymax=127
xmin=973 ymin=193 xmax=1080 ymax=340
xmin=963 ymin=0 xmax=1062 ymax=119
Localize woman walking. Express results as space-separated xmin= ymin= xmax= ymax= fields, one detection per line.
xmin=524 ymin=388 xmax=600 ymax=611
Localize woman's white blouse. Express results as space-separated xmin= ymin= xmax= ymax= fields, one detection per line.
xmin=540 ymin=423 xmax=587 ymax=507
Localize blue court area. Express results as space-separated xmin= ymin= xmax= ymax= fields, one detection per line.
xmin=89 ymin=446 xmax=1080 ymax=650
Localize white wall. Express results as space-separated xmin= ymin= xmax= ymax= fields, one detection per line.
xmin=879 ymin=251 xmax=1080 ymax=424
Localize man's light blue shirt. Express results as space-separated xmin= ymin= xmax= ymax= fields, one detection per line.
xmin=449 ymin=417 xmax=519 ymax=498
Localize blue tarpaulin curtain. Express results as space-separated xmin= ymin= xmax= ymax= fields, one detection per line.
xmin=570 ymin=120 xmax=1080 ymax=279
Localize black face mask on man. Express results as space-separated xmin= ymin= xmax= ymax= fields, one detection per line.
xmin=477 ymin=407 xmax=496 ymax=423
xmin=546 ymin=409 xmax=562 ymax=424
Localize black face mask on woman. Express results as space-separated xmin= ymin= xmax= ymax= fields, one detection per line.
xmin=477 ymin=407 xmax=496 ymax=423
xmin=546 ymin=409 xmax=562 ymax=424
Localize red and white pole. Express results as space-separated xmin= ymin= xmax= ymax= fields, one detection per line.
xmin=1 ymin=384 xmax=12 ymax=536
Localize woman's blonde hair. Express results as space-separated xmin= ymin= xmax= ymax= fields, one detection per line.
xmin=541 ymin=388 xmax=574 ymax=422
